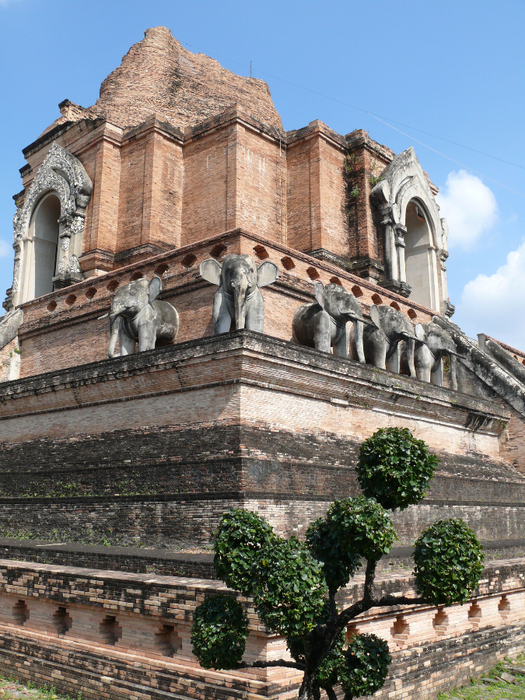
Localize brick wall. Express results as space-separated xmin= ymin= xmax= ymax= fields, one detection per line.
xmin=18 ymin=228 xmax=436 ymax=377
xmin=0 ymin=558 xmax=522 ymax=700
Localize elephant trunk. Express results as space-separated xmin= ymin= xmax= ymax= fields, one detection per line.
xmin=108 ymin=314 xmax=121 ymax=359
xmin=232 ymin=277 xmax=250 ymax=330
xmin=354 ymin=319 xmax=365 ymax=363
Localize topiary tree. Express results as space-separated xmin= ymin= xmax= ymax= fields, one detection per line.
xmin=191 ymin=428 xmax=485 ymax=700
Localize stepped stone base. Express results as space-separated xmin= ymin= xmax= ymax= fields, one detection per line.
xmin=0 ymin=334 xmax=523 ymax=698
xmin=0 ymin=558 xmax=522 ymax=700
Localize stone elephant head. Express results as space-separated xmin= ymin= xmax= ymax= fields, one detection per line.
xmin=363 ymin=305 xmax=419 ymax=377
xmin=414 ymin=321 xmax=459 ymax=390
xmin=105 ymin=276 xmax=179 ymax=358
xmin=200 ymin=254 xmax=279 ymax=334
xmin=292 ymin=282 xmax=365 ymax=361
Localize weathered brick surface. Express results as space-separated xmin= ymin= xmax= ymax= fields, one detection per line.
xmin=17 ymin=229 xmax=437 ymax=377
xmin=0 ymin=559 xmax=522 ymax=700
xmin=42 ymin=27 xmax=282 ymax=135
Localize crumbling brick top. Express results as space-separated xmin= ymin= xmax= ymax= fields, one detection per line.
xmin=42 ymin=26 xmax=282 ymax=136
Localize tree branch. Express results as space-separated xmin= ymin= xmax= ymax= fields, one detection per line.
xmin=373 ymin=594 xmax=427 ymax=607
xmin=237 ymin=659 xmax=305 ymax=671
xmin=363 ymin=558 xmax=377 ymax=602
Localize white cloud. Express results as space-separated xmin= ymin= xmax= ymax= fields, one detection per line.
xmin=436 ymin=170 xmax=498 ymax=250
xmin=0 ymin=241 xmax=12 ymax=259
xmin=457 ymin=240 xmax=525 ymax=350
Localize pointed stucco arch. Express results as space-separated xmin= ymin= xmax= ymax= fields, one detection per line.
xmin=370 ymin=147 xmax=452 ymax=316
xmin=7 ymin=143 xmax=93 ymax=309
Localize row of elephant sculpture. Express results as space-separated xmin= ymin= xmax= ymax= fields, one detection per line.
xmin=103 ymin=253 xmax=459 ymax=390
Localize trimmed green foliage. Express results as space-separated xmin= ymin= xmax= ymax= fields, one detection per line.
xmin=357 ymin=427 xmax=439 ymax=510
xmin=414 ymin=519 xmax=485 ymax=605
xmin=190 ymin=594 xmax=248 ymax=669
xmin=305 ymin=516 xmax=361 ymax=594
xmin=254 ymin=536 xmax=328 ymax=637
xmin=325 ymin=496 xmax=397 ymax=561
xmin=214 ymin=508 xmax=275 ymax=596
xmin=315 ymin=629 xmax=345 ymax=690
xmin=339 ymin=634 xmax=391 ymax=699
xmin=191 ymin=429 xmax=484 ymax=700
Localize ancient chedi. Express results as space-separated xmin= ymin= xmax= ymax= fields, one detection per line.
xmin=0 ymin=25 xmax=524 ymax=700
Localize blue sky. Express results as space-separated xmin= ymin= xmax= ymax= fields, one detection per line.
xmin=1 ymin=0 xmax=524 ymax=347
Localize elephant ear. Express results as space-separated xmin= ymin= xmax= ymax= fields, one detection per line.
xmin=257 ymin=261 xmax=279 ymax=288
xmin=369 ymin=305 xmax=381 ymax=329
xmin=148 ymin=276 xmax=162 ymax=303
xmin=414 ymin=323 xmax=426 ymax=342
xmin=313 ymin=281 xmax=326 ymax=309
xmin=200 ymin=259 xmax=222 ymax=286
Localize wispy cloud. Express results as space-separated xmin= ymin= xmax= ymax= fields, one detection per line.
xmin=437 ymin=170 xmax=498 ymax=251
xmin=0 ymin=0 xmax=23 ymax=6
xmin=458 ymin=239 xmax=525 ymax=350
xmin=0 ymin=241 xmax=12 ymax=259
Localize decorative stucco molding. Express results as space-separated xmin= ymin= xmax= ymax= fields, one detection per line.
xmin=370 ymin=147 xmax=450 ymax=314
xmin=5 ymin=143 xmax=92 ymax=310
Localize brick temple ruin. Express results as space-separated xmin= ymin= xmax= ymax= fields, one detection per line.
xmin=0 ymin=25 xmax=524 ymax=700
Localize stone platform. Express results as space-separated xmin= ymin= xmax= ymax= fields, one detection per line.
xmin=0 ymin=333 xmax=524 ymax=698
xmin=0 ymin=331 xmax=522 ymax=550
xmin=0 ymin=557 xmax=523 ymax=700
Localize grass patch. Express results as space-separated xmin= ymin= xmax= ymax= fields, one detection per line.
xmin=438 ymin=654 xmax=525 ymax=699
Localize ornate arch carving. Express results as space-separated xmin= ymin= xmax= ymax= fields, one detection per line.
xmin=370 ymin=147 xmax=451 ymax=315
xmin=6 ymin=143 xmax=93 ymax=309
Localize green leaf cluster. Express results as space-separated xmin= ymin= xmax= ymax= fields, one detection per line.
xmin=305 ymin=516 xmax=361 ymax=594
xmin=214 ymin=508 xmax=275 ymax=595
xmin=195 ymin=509 xmax=328 ymax=667
xmin=357 ymin=427 xmax=439 ymax=510
xmin=323 ymin=496 xmax=397 ymax=562
xmin=254 ymin=537 xmax=328 ymax=637
xmin=413 ymin=519 xmax=485 ymax=606
xmin=190 ymin=594 xmax=248 ymax=669
xmin=190 ymin=429 xmax=484 ymax=700
xmin=338 ymin=633 xmax=391 ymax=699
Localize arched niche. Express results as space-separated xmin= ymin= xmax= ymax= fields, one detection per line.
xmin=6 ymin=143 xmax=92 ymax=309
xmin=370 ymin=147 xmax=452 ymax=316
xmin=403 ymin=199 xmax=439 ymax=309
xmin=22 ymin=193 xmax=61 ymax=301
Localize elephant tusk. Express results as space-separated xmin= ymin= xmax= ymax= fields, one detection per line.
xmin=98 ymin=312 xmax=109 ymax=320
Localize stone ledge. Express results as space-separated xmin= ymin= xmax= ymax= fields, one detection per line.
xmin=0 ymin=331 xmax=509 ymax=433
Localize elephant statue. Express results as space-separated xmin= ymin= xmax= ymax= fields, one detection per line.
xmin=104 ymin=276 xmax=179 ymax=358
xmin=292 ymin=282 xmax=365 ymax=361
xmin=363 ymin=305 xmax=419 ymax=377
xmin=199 ymin=254 xmax=279 ymax=334
xmin=414 ymin=321 xmax=459 ymax=390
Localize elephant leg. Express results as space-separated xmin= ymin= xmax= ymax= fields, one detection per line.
xmin=405 ymin=338 xmax=416 ymax=378
xmin=245 ymin=292 xmax=265 ymax=333
xmin=212 ymin=291 xmax=232 ymax=335
xmin=332 ymin=326 xmax=348 ymax=358
xmin=415 ymin=346 xmax=432 ymax=382
xmin=386 ymin=344 xmax=400 ymax=374
xmin=353 ymin=320 xmax=365 ymax=363
xmin=431 ymin=358 xmax=443 ymax=387
xmin=119 ymin=330 xmax=136 ymax=356
xmin=449 ymin=354 xmax=458 ymax=391
xmin=314 ymin=312 xmax=332 ymax=354
xmin=138 ymin=325 xmax=157 ymax=352
xmin=366 ymin=331 xmax=387 ymax=369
